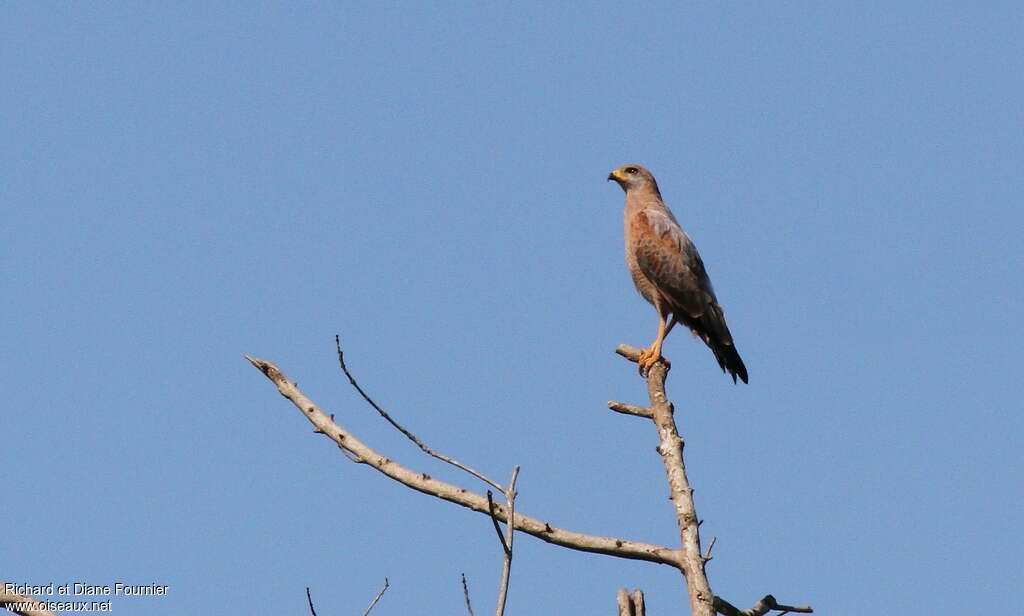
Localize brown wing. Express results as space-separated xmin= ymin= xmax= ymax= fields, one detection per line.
xmin=631 ymin=208 xmax=748 ymax=383
xmin=631 ymin=208 xmax=718 ymax=319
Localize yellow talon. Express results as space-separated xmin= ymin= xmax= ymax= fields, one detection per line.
xmin=637 ymin=347 xmax=658 ymax=376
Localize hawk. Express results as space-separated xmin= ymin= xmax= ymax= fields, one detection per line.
xmin=608 ymin=164 xmax=748 ymax=383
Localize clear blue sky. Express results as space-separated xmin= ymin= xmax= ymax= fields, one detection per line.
xmin=4 ymin=3 xmax=1021 ymax=614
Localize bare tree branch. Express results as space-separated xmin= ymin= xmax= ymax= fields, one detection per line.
xmin=607 ymin=400 xmax=653 ymax=419
xmin=616 ymin=588 xmax=646 ymax=616
xmin=461 ymin=573 xmax=475 ymax=616
xmin=305 ymin=587 xmax=317 ymax=616
xmin=614 ymin=345 xmax=812 ymax=616
xmin=254 ymin=344 xmax=812 ymax=615
xmin=616 ymin=589 xmax=633 ymax=616
xmin=247 ymin=356 xmax=683 ymax=566
xmin=615 ymin=344 xmax=715 ymax=616
xmin=631 ymin=588 xmax=645 ymax=615
xmin=0 ymin=583 xmax=57 ymax=616
xmin=713 ymin=594 xmax=813 ymax=616
xmin=361 ymin=578 xmax=389 ymax=616
xmin=336 ymin=336 xmax=505 ymax=492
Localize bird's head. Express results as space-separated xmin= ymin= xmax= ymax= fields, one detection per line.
xmin=607 ymin=164 xmax=658 ymax=193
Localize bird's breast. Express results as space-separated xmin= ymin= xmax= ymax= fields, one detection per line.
xmin=624 ymin=210 xmax=658 ymax=305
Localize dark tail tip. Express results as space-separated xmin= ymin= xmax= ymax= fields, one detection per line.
xmin=718 ymin=344 xmax=748 ymax=384
xmin=732 ymin=360 xmax=749 ymax=384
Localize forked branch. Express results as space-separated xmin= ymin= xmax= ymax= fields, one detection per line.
xmin=616 ymin=588 xmax=646 ymax=616
xmin=246 ymin=356 xmax=682 ymax=566
xmin=611 ymin=345 xmax=812 ymax=616
xmin=249 ymin=341 xmax=811 ymax=615
xmin=613 ymin=344 xmax=714 ymax=614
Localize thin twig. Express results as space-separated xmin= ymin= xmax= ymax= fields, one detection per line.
xmin=462 ymin=573 xmax=475 ymax=616
xmin=505 ymin=466 xmax=520 ymax=555
xmin=703 ymin=536 xmax=717 ymax=562
xmin=335 ymin=336 xmax=505 ymax=492
xmin=487 ymin=490 xmax=508 ymax=551
xmin=305 ymin=587 xmax=318 ymax=616
xmin=493 ymin=466 xmax=520 ymax=616
xmin=361 ymin=578 xmax=389 ymax=616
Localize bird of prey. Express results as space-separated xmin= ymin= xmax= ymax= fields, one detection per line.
xmin=608 ymin=164 xmax=748 ymax=383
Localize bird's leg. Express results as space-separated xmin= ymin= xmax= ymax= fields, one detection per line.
xmin=638 ymin=313 xmax=670 ymax=376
